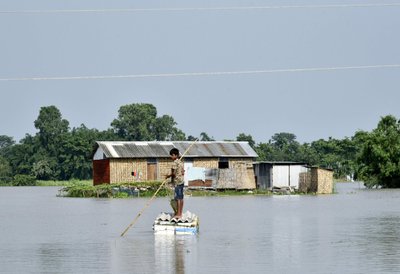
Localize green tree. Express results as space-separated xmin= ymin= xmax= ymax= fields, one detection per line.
xmin=97 ymin=128 xmax=120 ymax=141
xmin=111 ymin=103 xmax=185 ymax=141
xmin=0 ymin=135 xmax=15 ymax=155
xmin=254 ymin=133 xmax=300 ymax=162
xmin=34 ymin=106 xmax=69 ymax=150
xmin=309 ymin=137 xmax=358 ymax=179
xmin=253 ymin=132 xmax=358 ymax=175
xmin=7 ymin=134 xmax=39 ymax=176
xmin=169 ymin=128 xmax=186 ymax=141
xmin=32 ymin=106 xmax=70 ymax=179
xmin=7 ymin=107 xmax=71 ymax=180
xmin=236 ymin=133 xmax=255 ymax=149
xmin=59 ymin=124 xmax=101 ymax=180
xmin=111 ymin=103 xmax=157 ymax=140
xmin=254 ymin=142 xmax=274 ymax=161
xmin=187 ymin=135 xmax=197 ymax=141
xmin=154 ymin=115 xmax=186 ymax=141
xmin=32 ymin=160 xmax=54 ymax=180
xmin=296 ymin=142 xmax=319 ymax=165
xmin=351 ymin=130 xmax=369 ymax=180
xmin=0 ymin=156 xmax=12 ymax=183
xmin=269 ymin=132 xmax=301 ymax=161
xmin=310 ymin=138 xmax=342 ymax=167
xmin=12 ymin=174 xmax=36 ymax=186
xmin=0 ymin=135 xmax=15 ymax=182
xmin=271 ymin=133 xmax=298 ymax=150
xmin=357 ymin=115 xmax=400 ymax=188
xmin=200 ymin=132 xmax=214 ymax=141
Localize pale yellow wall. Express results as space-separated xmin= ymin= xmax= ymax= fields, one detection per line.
xmin=109 ymin=157 xmax=257 ymax=189
xmin=229 ymin=159 xmax=256 ymax=189
xmin=316 ymin=168 xmax=333 ymax=194
xmin=109 ymin=159 xmax=147 ymax=183
xmin=158 ymin=158 xmax=173 ymax=180
xmin=193 ymin=158 xmax=219 ymax=168
xmin=298 ymin=171 xmax=312 ymax=193
xmin=301 ymin=167 xmax=333 ymax=194
xmin=110 ymin=158 xmax=221 ymax=183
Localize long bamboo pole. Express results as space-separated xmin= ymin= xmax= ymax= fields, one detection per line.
xmin=120 ymin=139 xmax=199 ymax=237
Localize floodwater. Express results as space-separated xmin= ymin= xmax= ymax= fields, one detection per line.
xmin=1 ymin=183 xmax=400 ymax=274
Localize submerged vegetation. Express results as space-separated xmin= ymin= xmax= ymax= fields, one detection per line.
xmin=37 ymin=179 xmax=92 ymax=187
xmin=59 ymin=181 xmax=172 ymax=198
xmin=0 ymin=174 xmax=37 ymax=186
xmin=0 ymin=178 xmax=92 ymax=187
xmin=59 ymin=181 xmax=299 ymax=198
xmin=59 ymin=183 xmax=328 ymax=198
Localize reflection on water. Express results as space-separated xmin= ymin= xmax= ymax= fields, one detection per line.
xmin=1 ymin=184 xmax=400 ymax=273
xmin=110 ymin=234 xmax=196 ymax=274
xmin=154 ymin=235 xmax=196 ymax=274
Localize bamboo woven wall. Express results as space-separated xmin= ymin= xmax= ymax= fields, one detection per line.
xmin=106 ymin=157 xmax=257 ymax=189
xmin=109 ymin=159 xmax=147 ymax=183
xmin=193 ymin=158 xmax=219 ymax=168
xmin=298 ymin=167 xmax=333 ymax=194
xmin=231 ymin=159 xmax=256 ymax=189
xmin=298 ymin=171 xmax=312 ymax=193
xmin=158 ymin=158 xmax=173 ymax=180
xmin=316 ymin=168 xmax=333 ymax=194
xmin=217 ymin=159 xmax=256 ymax=189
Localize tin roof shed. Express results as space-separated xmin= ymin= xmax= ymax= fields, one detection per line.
xmin=93 ymin=141 xmax=258 ymax=160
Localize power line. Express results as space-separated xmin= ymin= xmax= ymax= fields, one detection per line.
xmin=1 ymin=64 xmax=399 ymax=82
xmin=1 ymin=3 xmax=400 ymax=14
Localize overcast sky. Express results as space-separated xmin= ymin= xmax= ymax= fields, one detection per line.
xmin=1 ymin=0 xmax=400 ymax=143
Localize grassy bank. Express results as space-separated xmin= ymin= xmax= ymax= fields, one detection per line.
xmin=59 ymin=181 xmax=172 ymax=198
xmin=0 ymin=178 xmax=92 ymax=187
xmin=37 ymin=179 xmax=92 ymax=187
xmin=2 ymin=179 xmax=321 ymax=197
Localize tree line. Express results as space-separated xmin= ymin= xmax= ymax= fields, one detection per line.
xmin=1 ymin=103 xmax=399 ymax=188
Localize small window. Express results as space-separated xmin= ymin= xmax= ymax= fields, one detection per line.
xmin=147 ymin=158 xmax=157 ymax=164
xmin=219 ymin=158 xmax=229 ymax=169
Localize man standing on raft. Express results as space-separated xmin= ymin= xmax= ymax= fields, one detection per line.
xmin=166 ymin=148 xmax=185 ymax=219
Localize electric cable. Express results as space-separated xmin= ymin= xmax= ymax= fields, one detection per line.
xmin=1 ymin=3 xmax=400 ymax=14
xmin=0 ymin=64 xmax=399 ymax=82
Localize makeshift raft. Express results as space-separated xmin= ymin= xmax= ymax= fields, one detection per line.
xmin=153 ymin=211 xmax=199 ymax=235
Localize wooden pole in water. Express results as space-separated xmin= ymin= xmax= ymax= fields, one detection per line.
xmin=120 ymin=139 xmax=199 ymax=237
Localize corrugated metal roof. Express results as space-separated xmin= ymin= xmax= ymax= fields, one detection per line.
xmin=95 ymin=141 xmax=258 ymax=159
xmin=253 ymin=161 xmax=309 ymax=166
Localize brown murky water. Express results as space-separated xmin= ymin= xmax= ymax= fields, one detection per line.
xmin=1 ymin=183 xmax=400 ymax=273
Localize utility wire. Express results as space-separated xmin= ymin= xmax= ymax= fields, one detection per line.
xmin=1 ymin=64 xmax=399 ymax=82
xmin=1 ymin=3 xmax=400 ymax=14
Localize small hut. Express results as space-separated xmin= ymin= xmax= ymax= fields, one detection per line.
xmin=253 ymin=162 xmax=334 ymax=194
xmin=298 ymin=167 xmax=334 ymax=194
xmin=253 ymin=161 xmax=309 ymax=189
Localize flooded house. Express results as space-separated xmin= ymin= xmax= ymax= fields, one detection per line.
xmin=92 ymin=141 xmax=258 ymax=189
xmin=253 ymin=161 xmax=334 ymax=194
xmin=298 ymin=166 xmax=334 ymax=194
xmin=253 ymin=161 xmax=309 ymax=189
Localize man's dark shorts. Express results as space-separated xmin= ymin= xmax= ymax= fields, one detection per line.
xmin=174 ymin=184 xmax=184 ymax=200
